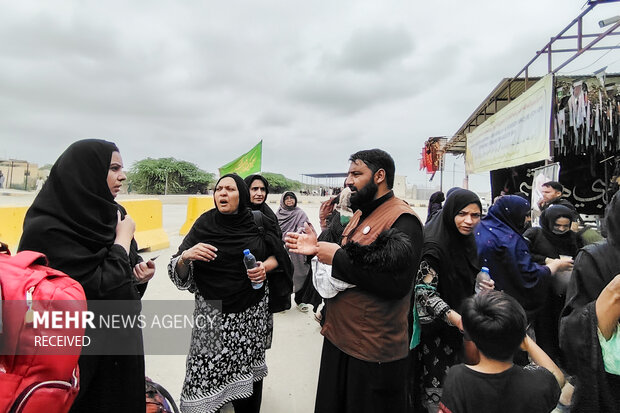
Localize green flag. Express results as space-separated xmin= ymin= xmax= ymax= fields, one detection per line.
xmin=218 ymin=140 xmax=262 ymax=178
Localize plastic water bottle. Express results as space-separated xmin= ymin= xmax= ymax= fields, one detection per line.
xmin=475 ymin=266 xmax=491 ymax=294
xmin=243 ymin=249 xmax=263 ymax=289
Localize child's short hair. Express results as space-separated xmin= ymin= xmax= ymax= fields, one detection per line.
xmin=461 ymin=291 xmax=527 ymax=361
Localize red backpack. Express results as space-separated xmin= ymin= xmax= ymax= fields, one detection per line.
xmin=0 ymin=244 xmax=86 ymax=413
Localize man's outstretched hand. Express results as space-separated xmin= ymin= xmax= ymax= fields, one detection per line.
xmin=285 ymin=222 xmax=319 ymax=256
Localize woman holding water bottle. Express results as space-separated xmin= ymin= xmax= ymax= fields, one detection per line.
xmin=412 ymin=189 xmax=489 ymax=411
xmin=476 ymin=196 xmax=573 ymax=326
xmin=168 ymin=173 xmax=291 ymax=413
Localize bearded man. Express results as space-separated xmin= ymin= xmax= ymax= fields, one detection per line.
xmin=286 ymin=149 xmax=423 ymax=413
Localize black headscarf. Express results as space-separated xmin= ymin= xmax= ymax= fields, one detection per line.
xmin=559 ymin=192 xmax=620 ymax=411
xmin=606 ymin=191 xmax=620 ymax=248
xmin=244 ymin=173 xmax=269 ymax=194
xmin=244 ymin=173 xmax=281 ymax=234
xmin=539 ymin=205 xmax=579 ymax=257
xmin=445 ymin=187 xmax=460 ymax=198
xmin=176 ymin=173 xmax=287 ymax=313
xmin=426 ymin=191 xmax=445 ymax=224
xmin=422 ymin=189 xmax=482 ymax=309
xmin=18 ymin=139 xmax=136 ymax=294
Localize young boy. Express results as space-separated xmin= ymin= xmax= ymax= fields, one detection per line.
xmin=439 ymin=291 xmax=565 ymax=413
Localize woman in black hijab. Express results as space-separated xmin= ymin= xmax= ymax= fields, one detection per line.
xmin=523 ymin=204 xmax=581 ymax=367
xmin=169 ymin=173 xmax=291 ymax=413
xmin=18 ymin=139 xmax=154 ymax=412
xmin=244 ymin=174 xmax=280 ymax=230
xmin=425 ymin=191 xmax=445 ymax=224
xmin=524 ymin=205 xmax=581 ymax=265
xmin=413 ymin=189 xmax=484 ymax=411
xmin=560 ymin=192 xmax=620 ymax=412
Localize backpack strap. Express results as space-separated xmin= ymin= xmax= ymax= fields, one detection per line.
xmin=6 ymin=251 xmax=49 ymax=269
xmin=145 ymin=377 xmax=180 ymax=413
xmin=251 ymin=210 xmax=265 ymax=236
xmin=152 ymin=381 xmax=180 ymax=413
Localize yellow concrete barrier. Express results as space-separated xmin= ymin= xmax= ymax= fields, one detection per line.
xmin=0 ymin=206 xmax=29 ymax=252
xmin=179 ymin=196 xmax=215 ymax=235
xmin=0 ymin=201 xmax=168 ymax=253
xmin=119 ymin=199 xmax=169 ymax=251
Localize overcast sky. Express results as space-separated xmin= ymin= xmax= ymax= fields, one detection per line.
xmin=2 ymin=0 xmax=620 ymax=192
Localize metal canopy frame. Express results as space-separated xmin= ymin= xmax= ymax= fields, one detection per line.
xmin=301 ymin=173 xmax=348 ymax=179
xmin=300 ymin=173 xmax=348 ymax=189
xmin=444 ymin=0 xmax=620 ymax=154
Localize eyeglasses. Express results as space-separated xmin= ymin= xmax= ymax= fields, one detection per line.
xmin=457 ymin=211 xmax=482 ymax=219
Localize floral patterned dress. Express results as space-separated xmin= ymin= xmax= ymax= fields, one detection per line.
xmin=414 ymin=260 xmax=464 ymax=411
xmin=169 ymin=257 xmax=269 ymax=413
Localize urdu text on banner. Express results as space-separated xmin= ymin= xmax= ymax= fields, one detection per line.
xmin=465 ymin=74 xmax=553 ymax=174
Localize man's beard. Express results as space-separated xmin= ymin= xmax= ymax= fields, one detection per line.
xmin=349 ymin=181 xmax=378 ymax=211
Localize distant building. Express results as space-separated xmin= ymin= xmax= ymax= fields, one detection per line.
xmin=393 ymin=175 xmax=407 ymax=199
xmin=0 ymin=159 xmax=48 ymax=190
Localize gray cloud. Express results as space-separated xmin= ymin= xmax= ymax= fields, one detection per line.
xmin=0 ymin=0 xmax=608 ymax=191
xmin=334 ymin=27 xmax=415 ymax=72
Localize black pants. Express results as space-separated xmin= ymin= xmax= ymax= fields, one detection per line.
xmin=314 ymin=338 xmax=408 ymax=413
xmin=231 ymin=380 xmax=263 ymax=413
xmin=69 ymin=355 xmax=145 ymax=413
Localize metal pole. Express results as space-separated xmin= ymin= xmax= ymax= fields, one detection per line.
xmin=25 ymin=162 xmax=29 ymax=190
xmin=452 ymin=156 xmax=456 ymax=188
xmin=553 ymin=19 xmax=620 ymax=73
xmin=578 ymin=16 xmax=583 ymax=51
xmin=439 ymin=156 xmax=444 ymax=192
xmin=604 ymin=160 xmax=609 ymax=203
xmin=548 ymin=39 xmax=553 ymax=73
xmin=549 ymin=75 xmax=557 ymax=163
xmin=9 ymin=160 xmax=14 ymax=189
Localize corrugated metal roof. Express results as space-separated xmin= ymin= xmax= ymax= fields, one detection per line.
xmin=443 ymin=0 xmax=620 ymax=155
xmin=302 ymin=173 xmax=348 ymax=178
xmin=444 ymin=76 xmax=542 ymax=154
xmin=444 ymin=73 xmax=620 ymax=154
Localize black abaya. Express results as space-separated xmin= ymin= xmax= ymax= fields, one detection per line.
xmin=18 ymin=139 xmax=146 ymax=413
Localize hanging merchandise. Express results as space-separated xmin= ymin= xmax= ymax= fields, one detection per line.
xmin=421 ymin=138 xmax=445 ymax=174
xmin=554 ymin=76 xmax=620 ymax=158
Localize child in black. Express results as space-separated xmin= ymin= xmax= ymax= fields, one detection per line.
xmin=439 ymin=292 xmax=564 ymax=413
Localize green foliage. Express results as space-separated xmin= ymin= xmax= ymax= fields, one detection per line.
xmin=128 ymin=158 xmax=215 ymax=194
xmin=261 ymin=172 xmax=302 ymax=193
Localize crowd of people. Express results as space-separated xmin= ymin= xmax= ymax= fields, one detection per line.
xmin=8 ymin=140 xmax=620 ymax=413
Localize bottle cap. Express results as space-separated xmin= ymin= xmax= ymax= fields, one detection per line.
xmin=481 ymin=266 xmax=489 ymax=273
xmin=243 ymin=249 xmax=250 ymax=255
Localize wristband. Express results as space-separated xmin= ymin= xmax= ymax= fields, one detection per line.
xmin=179 ymin=252 xmax=187 ymax=266
xmin=444 ymin=309 xmax=454 ymax=326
